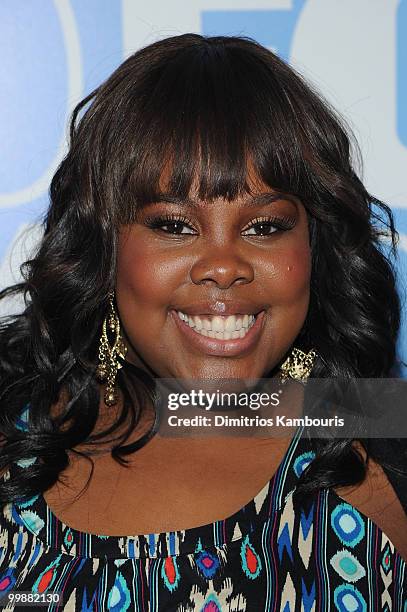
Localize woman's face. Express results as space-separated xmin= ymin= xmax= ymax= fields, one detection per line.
xmin=115 ymin=173 xmax=311 ymax=380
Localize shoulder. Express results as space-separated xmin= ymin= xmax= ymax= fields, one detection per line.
xmin=334 ymin=440 xmax=407 ymax=562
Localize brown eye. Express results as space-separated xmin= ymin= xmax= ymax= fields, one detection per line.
xmin=144 ymin=215 xmax=197 ymax=235
xmin=241 ymin=216 xmax=296 ymax=236
xmin=243 ymin=222 xmax=278 ymax=236
xmin=157 ymin=221 xmax=195 ymax=234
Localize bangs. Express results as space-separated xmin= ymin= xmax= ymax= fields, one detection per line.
xmin=90 ymin=36 xmax=327 ymax=222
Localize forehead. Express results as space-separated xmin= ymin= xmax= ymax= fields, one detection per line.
xmin=128 ymin=157 xmax=302 ymax=220
xmin=155 ymin=156 xmax=287 ymax=206
xmin=141 ymin=192 xmax=291 ymax=213
xmin=159 ymin=153 xmax=269 ymax=186
xmin=119 ymin=142 xmax=303 ymax=225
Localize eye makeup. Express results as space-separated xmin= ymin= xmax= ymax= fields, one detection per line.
xmin=142 ymin=212 xmax=296 ymax=236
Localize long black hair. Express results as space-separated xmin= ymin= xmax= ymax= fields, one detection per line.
xmin=0 ymin=33 xmax=402 ymax=507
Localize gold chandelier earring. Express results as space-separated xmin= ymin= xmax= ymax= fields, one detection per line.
xmin=280 ymin=347 xmax=318 ymax=385
xmin=96 ymin=292 xmax=128 ymax=406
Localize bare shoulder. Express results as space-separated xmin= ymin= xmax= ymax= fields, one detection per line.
xmin=334 ymin=440 xmax=407 ymax=563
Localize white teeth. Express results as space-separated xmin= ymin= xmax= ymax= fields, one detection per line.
xmin=224 ymin=315 xmax=236 ymax=332
xmin=176 ymin=310 xmax=258 ymax=339
xmin=211 ymin=316 xmax=224 ymax=332
xmin=176 ymin=311 xmax=256 ymax=332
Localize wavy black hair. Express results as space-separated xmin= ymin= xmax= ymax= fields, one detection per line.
xmin=0 ymin=33 xmax=403 ymax=508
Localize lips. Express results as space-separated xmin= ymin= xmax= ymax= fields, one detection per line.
xmin=176 ymin=310 xmax=256 ymax=335
xmin=171 ymin=300 xmax=266 ymax=317
xmin=171 ymin=308 xmax=266 ymax=357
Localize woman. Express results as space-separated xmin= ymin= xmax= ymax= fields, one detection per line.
xmin=0 ymin=33 xmax=406 ymax=610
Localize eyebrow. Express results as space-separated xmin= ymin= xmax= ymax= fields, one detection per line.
xmin=142 ymin=192 xmax=292 ymax=209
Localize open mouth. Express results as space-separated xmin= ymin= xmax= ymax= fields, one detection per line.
xmin=175 ymin=311 xmax=257 ymax=340
xmin=171 ymin=308 xmax=266 ymax=357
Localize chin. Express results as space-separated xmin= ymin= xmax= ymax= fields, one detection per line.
xmin=172 ymin=361 xmax=265 ymax=381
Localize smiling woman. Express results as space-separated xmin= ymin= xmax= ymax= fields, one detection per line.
xmin=117 ymin=183 xmax=310 ymax=378
xmin=0 ymin=33 xmax=406 ymax=610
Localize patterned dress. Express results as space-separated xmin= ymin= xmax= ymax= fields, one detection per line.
xmin=0 ymin=421 xmax=406 ymax=611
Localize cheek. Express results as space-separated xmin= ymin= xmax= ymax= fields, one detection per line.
xmin=264 ymin=242 xmax=312 ymax=303
xmin=285 ymin=248 xmax=312 ymax=298
xmin=263 ymin=243 xmax=312 ymax=358
xmin=116 ymin=238 xmax=184 ymax=310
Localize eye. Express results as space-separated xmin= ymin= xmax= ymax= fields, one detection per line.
xmin=241 ymin=216 xmax=296 ymax=236
xmin=144 ymin=214 xmax=197 ymax=235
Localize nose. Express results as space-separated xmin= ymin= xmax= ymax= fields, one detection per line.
xmin=190 ymin=247 xmax=254 ymax=289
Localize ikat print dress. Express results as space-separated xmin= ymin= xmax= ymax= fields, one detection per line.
xmin=0 ymin=414 xmax=406 ymax=610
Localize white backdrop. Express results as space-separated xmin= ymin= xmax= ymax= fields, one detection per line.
xmin=1 ymin=0 xmax=406 ymax=370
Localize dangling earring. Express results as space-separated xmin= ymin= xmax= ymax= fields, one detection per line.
xmin=96 ymin=292 xmax=128 ymax=406
xmin=280 ymin=347 xmax=318 ymax=384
